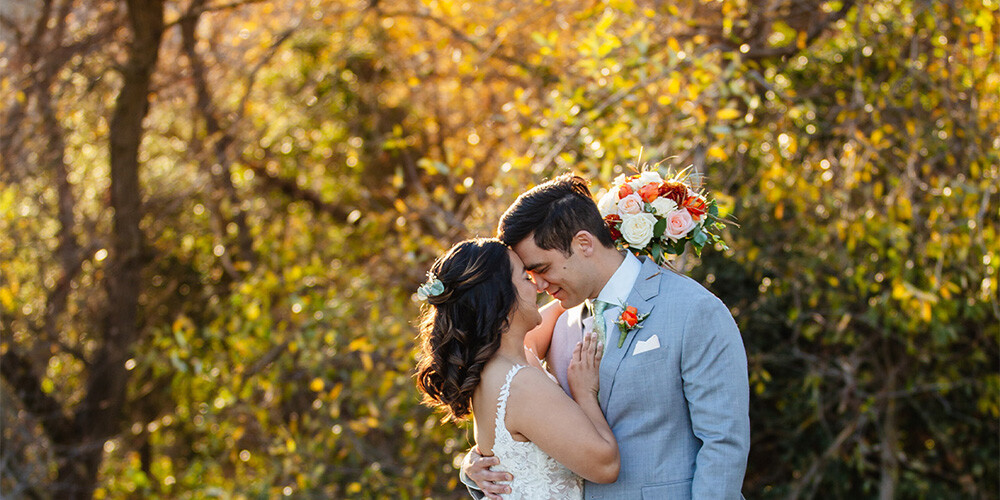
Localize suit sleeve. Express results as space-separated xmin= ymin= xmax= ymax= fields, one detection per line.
xmin=459 ymin=450 xmax=487 ymax=499
xmin=681 ymin=293 xmax=750 ymax=499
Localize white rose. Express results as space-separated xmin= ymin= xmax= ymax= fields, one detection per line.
xmin=620 ymin=213 xmax=657 ymax=248
xmin=638 ymin=171 xmax=663 ymax=185
xmin=617 ymin=193 xmax=645 ymax=216
xmin=596 ymin=189 xmax=619 ymax=217
xmin=613 ymin=174 xmax=627 ymax=186
xmin=649 ymin=197 xmax=678 ymax=216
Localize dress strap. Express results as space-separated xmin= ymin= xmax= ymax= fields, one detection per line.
xmin=495 ymin=364 xmax=526 ymax=437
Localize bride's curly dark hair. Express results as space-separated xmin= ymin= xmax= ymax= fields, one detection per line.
xmin=415 ymin=238 xmax=517 ymax=421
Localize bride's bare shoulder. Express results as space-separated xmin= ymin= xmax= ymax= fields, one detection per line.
xmin=506 ymin=365 xmax=566 ymax=401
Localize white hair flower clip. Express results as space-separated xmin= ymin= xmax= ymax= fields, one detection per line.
xmin=416 ymin=273 xmax=445 ymax=301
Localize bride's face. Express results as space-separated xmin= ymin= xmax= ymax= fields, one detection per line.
xmin=508 ymin=250 xmax=543 ymax=328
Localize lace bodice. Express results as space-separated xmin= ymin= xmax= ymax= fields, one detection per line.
xmin=491 ymin=365 xmax=583 ymax=499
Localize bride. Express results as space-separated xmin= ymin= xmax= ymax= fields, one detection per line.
xmin=415 ymin=238 xmax=620 ymax=498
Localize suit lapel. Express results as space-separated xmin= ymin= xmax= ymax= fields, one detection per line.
xmin=599 ymin=258 xmax=662 ymax=409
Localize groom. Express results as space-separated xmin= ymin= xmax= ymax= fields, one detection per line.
xmin=463 ymin=174 xmax=749 ymax=499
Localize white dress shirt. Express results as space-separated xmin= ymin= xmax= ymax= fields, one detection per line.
xmin=589 ymin=252 xmax=642 ymax=341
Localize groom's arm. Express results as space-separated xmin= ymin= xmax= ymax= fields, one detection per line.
xmin=459 ymin=448 xmax=512 ymax=499
xmin=681 ymin=294 xmax=750 ymax=499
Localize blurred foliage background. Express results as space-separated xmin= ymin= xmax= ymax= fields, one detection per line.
xmin=1 ymin=0 xmax=997 ymax=498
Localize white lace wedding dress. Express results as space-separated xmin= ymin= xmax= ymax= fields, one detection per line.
xmin=490 ymin=364 xmax=583 ymax=499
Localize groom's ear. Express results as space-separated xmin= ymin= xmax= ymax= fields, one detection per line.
xmin=573 ymin=230 xmax=596 ymax=257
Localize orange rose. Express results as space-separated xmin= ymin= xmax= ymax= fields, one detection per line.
xmin=621 ymin=306 xmax=639 ymax=327
xmin=618 ymin=184 xmax=634 ymax=198
xmin=638 ymin=182 xmax=660 ymax=203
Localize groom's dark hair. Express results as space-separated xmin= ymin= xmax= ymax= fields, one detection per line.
xmin=497 ymin=174 xmax=615 ymax=255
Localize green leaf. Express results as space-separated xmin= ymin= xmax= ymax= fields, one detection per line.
xmin=653 ymin=217 xmax=667 ymax=237
xmin=693 ymin=228 xmax=708 ymax=245
xmin=651 ymin=244 xmax=663 ymax=262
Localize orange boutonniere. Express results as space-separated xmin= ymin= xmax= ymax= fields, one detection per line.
xmin=615 ymin=305 xmax=650 ymax=348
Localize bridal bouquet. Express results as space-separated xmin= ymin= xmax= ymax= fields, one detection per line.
xmin=596 ymin=167 xmax=730 ymax=266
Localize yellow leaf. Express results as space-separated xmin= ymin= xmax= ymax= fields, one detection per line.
xmin=348 ymin=337 xmax=373 ymax=352
xmin=0 ymin=287 xmax=13 ymax=310
xmin=328 ymin=383 xmax=343 ymax=400
xmin=897 ymin=197 xmax=912 ymax=221
xmin=309 ymin=378 xmax=325 ymax=392
xmin=667 ymin=37 xmax=681 ymax=53
xmin=892 ymin=282 xmax=909 ymax=300
xmin=246 ymin=303 xmax=260 ymax=321
xmin=707 ymin=146 xmax=728 ymax=161
xmin=920 ymin=302 xmax=932 ymax=322
xmin=667 ymin=76 xmax=681 ymax=95
xmin=716 ymin=108 xmax=741 ymax=120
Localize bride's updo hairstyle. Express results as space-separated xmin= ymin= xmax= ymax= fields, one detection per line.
xmin=415 ymin=238 xmax=517 ymax=421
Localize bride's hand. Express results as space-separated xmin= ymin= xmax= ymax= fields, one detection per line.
xmin=567 ymin=332 xmax=602 ymax=401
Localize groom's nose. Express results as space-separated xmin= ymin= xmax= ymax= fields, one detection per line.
xmin=533 ymin=277 xmax=550 ymax=293
xmin=528 ymin=272 xmax=549 ymax=292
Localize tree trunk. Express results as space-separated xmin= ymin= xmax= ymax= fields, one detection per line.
xmin=54 ymin=0 xmax=165 ymax=497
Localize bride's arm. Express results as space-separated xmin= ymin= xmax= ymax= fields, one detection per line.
xmin=505 ymin=334 xmax=619 ymax=484
xmin=523 ymin=299 xmax=565 ymax=362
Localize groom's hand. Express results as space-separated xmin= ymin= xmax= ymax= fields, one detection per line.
xmin=463 ymin=450 xmax=512 ymax=499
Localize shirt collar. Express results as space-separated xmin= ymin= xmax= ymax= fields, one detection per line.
xmin=594 ymin=252 xmax=641 ymax=307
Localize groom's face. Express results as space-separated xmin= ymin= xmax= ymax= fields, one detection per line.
xmin=512 ymin=236 xmax=590 ymax=308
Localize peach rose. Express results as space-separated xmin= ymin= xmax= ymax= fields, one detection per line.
xmin=617 ymin=193 xmax=645 ymax=216
xmin=664 ymin=209 xmax=696 ymax=240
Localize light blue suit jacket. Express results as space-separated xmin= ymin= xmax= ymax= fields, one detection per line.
xmin=546 ymin=257 xmax=750 ymax=499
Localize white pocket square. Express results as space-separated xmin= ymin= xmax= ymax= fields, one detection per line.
xmin=632 ymin=335 xmax=660 ymax=355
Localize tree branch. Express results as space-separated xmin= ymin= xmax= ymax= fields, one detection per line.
xmin=744 ymin=0 xmax=857 ymax=61
xmin=0 ymin=348 xmax=76 ymax=445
